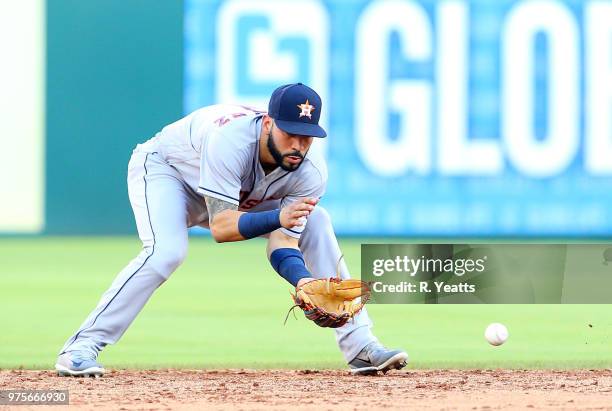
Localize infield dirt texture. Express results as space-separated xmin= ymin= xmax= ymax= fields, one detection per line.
xmin=2 ymin=369 xmax=612 ymax=410
xmin=1 ymin=237 xmax=611 ymax=409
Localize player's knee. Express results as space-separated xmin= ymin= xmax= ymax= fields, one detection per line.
xmin=308 ymin=206 xmax=332 ymax=228
xmin=148 ymin=243 xmax=187 ymax=280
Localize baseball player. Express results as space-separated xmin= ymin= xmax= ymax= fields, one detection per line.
xmin=55 ymin=83 xmax=408 ymax=377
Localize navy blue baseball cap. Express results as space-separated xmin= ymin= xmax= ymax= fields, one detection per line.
xmin=268 ymin=83 xmax=327 ymax=138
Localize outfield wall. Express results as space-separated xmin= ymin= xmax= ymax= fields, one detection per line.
xmin=45 ymin=0 xmax=184 ymax=234
xmin=1 ymin=0 xmax=611 ymax=237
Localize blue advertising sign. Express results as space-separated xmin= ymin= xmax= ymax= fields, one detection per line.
xmin=185 ymin=0 xmax=612 ymax=236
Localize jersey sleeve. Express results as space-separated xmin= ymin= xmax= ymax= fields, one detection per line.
xmin=279 ymin=163 xmax=327 ymax=239
xmin=197 ymin=129 xmax=246 ymax=206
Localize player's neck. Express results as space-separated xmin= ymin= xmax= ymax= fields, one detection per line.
xmin=261 ymin=162 xmax=276 ymax=175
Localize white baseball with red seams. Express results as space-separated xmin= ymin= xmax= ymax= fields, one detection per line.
xmin=485 ymin=323 xmax=509 ymax=346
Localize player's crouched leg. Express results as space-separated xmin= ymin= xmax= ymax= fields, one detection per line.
xmin=55 ymin=240 xmax=188 ymax=377
xmin=299 ymin=207 xmax=409 ymax=375
xmin=298 ymin=206 xmax=350 ymax=280
xmin=144 ymin=240 xmax=188 ymax=282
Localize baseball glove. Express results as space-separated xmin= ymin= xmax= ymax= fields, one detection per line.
xmin=288 ymin=276 xmax=371 ymax=328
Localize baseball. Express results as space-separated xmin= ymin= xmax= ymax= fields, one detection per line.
xmin=485 ymin=323 xmax=509 ymax=346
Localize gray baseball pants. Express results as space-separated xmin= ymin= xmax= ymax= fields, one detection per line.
xmin=59 ymin=150 xmax=378 ymax=362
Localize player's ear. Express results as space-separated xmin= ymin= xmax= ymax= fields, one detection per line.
xmin=262 ymin=114 xmax=273 ymax=131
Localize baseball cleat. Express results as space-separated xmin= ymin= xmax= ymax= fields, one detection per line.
xmin=348 ymin=342 xmax=408 ymax=376
xmin=55 ymin=351 xmax=105 ymax=378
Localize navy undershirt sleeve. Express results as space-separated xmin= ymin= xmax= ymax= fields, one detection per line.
xmin=270 ymin=248 xmax=312 ymax=287
xmin=237 ymin=209 xmax=282 ymax=239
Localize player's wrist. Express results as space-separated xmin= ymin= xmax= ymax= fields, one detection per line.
xmin=296 ymin=277 xmax=316 ymax=288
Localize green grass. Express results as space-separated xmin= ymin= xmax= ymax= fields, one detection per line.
xmin=0 ymin=237 xmax=611 ymax=370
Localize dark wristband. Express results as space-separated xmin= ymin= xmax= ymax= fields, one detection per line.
xmin=270 ymin=248 xmax=311 ymax=287
xmin=238 ymin=209 xmax=282 ymax=239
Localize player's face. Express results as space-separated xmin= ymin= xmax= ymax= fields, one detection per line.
xmin=267 ymin=122 xmax=313 ymax=172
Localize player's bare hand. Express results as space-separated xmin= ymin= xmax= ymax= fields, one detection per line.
xmin=279 ymin=198 xmax=318 ymax=228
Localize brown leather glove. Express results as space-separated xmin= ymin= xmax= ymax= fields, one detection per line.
xmin=290 ymin=277 xmax=371 ymax=328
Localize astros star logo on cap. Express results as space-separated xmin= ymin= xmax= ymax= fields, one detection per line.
xmin=297 ymin=99 xmax=315 ymax=119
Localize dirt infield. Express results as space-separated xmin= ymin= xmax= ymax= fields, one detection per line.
xmin=1 ymin=369 xmax=612 ymax=410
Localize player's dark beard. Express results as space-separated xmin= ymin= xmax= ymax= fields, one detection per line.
xmin=267 ymin=129 xmax=304 ymax=172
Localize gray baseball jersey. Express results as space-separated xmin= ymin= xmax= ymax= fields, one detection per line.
xmin=135 ymin=104 xmax=327 ymax=238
